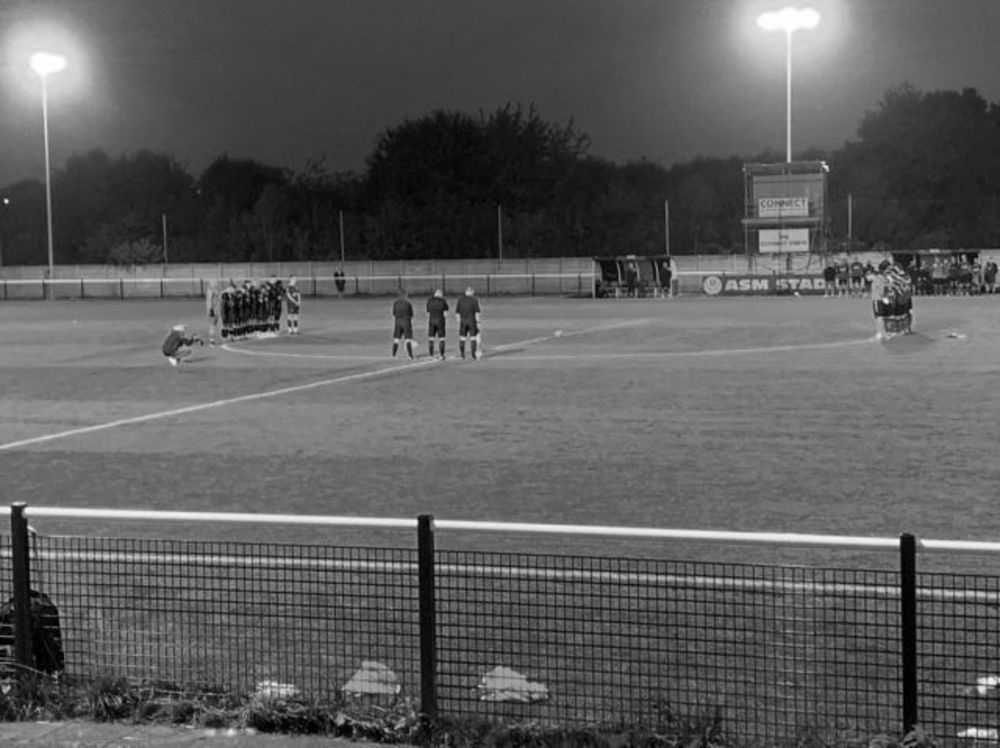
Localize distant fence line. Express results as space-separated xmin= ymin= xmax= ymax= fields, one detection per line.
xmin=4 ymin=504 xmax=1000 ymax=744
xmin=0 ymin=272 xmax=598 ymax=300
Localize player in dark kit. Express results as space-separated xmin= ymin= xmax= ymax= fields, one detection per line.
xmin=425 ymin=288 xmax=449 ymax=359
xmin=454 ymin=286 xmax=482 ymax=359
xmin=392 ymin=290 xmax=416 ymax=359
xmin=285 ymin=277 xmax=301 ymax=335
xmin=162 ymin=324 xmax=204 ymax=367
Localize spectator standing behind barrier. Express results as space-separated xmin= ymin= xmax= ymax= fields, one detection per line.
xmin=426 ymin=288 xmax=449 ymax=360
xmin=625 ymin=261 xmax=639 ymax=298
xmin=985 ymin=261 xmax=998 ymax=293
xmin=660 ymin=257 xmax=674 ymax=298
xmin=836 ymin=260 xmax=850 ymax=298
xmin=391 ymin=289 xmax=416 ymax=359
xmin=863 ymin=261 xmax=875 ymax=297
xmin=849 ymin=258 xmax=865 ymax=297
xmin=334 ymin=269 xmax=346 ymax=296
xmin=822 ymin=262 xmax=836 ymax=298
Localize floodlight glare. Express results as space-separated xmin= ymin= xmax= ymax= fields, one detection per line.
xmin=755 ymin=7 xmax=820 ymax=162
xmin=30 ymin=51 xmax=67 ymax=77
xmin=757 ymin=7 xmax=820 ymax=33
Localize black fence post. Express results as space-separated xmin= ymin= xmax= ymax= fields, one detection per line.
xmin=10 ymin=503 xmax=33 ymax=672
xmin=900 ymin=532 xmax=919 ymax=735
xmin=417 ymin=514 xmax=438 ymax=723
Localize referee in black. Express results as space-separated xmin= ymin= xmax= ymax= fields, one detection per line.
xmin=426 ymin=289 xmax=449 ymax=359
xmin=391 ymin=289 xmax=415 ymax=359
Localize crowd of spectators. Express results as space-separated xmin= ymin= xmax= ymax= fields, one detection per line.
xmin=910 ymin=255 xmax=998 ymax=295
xmin=824 ymin=255 xmax=1000 ymax=297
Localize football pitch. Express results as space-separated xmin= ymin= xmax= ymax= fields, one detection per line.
xmin=2 ymin=293 xmax=999 ymax=570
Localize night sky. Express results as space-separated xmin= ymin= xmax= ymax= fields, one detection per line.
xmin=2 ymin=0 xmax=998 ymax=182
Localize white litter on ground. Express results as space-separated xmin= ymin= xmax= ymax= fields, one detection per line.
xmin=342 ymin=660 xmax=402 ymax=696
xmin=252 ymin=680 xmax=299 ymax=705
xmin=477 ymin=665 xmax=549 ymax=703
xmin=957 ymin=726 xmax=999 ymax=740
xmin=969 ymin=674 xmax=1000 ymax=696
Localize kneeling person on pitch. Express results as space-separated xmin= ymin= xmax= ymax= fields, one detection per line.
xmin=162 ymin=324 xmax=204 ymax=367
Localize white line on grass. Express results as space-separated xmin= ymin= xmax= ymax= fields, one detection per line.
xmin=221 ymin=343 xmax=385 ymax=362
xmin=0 ymin=357 xmax=438 ymax=453
xmin=498 ymin=336 xmax=875 ymax=361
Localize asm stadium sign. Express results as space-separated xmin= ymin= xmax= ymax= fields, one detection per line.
xmin=701 ymin=274 xmax=827 ymax=296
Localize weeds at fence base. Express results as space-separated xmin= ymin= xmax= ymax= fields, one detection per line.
xmin=0 ymin=675 xmax=942 ymax=747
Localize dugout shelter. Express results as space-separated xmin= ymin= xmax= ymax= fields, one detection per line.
xmin=593 ymin=254 xmax=674 ymax=298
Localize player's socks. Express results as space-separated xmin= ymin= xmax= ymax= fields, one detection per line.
xmin=407 ymin=341 xmax=414 ymax=359
xmin=471 ymin=340 xmax=478 ymax=358
xmin=392 ymin=342 xmax=399 ymax=357
xmin=459 ymin=342 xmax=465 ymax=358
xmin=439 ymin=342 xmax=445 ymax=359
xmin=428 ymin=341 xmax=434 ymax=357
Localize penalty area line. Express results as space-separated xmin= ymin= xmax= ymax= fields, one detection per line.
xmin=0 ymin=358 xmax=438 ymax=453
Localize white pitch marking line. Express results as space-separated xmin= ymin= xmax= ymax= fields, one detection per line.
xmin=497 ymin=336 xmax=875 ymax=361
xmin=0 ymin=357 xmax=438 ymax=453
xmin=221 ymin=343 xmax=384 ymax=361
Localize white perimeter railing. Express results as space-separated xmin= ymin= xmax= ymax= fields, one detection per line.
xmin=0 ymin=272 xmax=600 ymax=300
xmin=13 ymin=505 xmax=1000 ymax=556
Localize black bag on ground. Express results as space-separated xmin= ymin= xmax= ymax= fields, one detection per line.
xmin=0 ymin=590 xmax=65 ymax=674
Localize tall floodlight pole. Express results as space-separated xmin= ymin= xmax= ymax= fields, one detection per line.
xmin=30 ymin=51 xmax=67 ymax=298
xmin=756 ymin=7 xmax=820 ymax=163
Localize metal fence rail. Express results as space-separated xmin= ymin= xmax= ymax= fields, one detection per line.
xmin=4 ymin=505 xmax=1000 ymax=744
xmin=0 ymin=272 xmax=598 ymax=301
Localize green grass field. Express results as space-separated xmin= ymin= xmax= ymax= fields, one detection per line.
xmin=2 ymin=293 xmax=999 ymax=567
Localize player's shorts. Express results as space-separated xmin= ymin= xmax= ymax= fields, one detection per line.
xmin=459 ymin=320 xmax=479 ymax=337
xmin=873 ymin=300 xmax=891 ymax=318
xmin=393 ymin=319 xmax=413 ymax=339
xmin=287 ymin=302 xmax=300 ymax=316
xmin=428 ymin=319 xmax=446 ymax=338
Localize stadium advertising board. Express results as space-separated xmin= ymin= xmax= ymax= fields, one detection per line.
xmin=758 ymin=228 xmax=809 ymax=253
xmin=701 ymin=274 xmax=826 ymax=296
xmin=758 ymin=197 xmax=809 ymax=218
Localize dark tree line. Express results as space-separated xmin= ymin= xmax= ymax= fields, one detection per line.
xmin=2 ymin=89 xmax=1000 ymax=267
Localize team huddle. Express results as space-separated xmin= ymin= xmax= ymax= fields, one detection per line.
xmin=871 ymin=261 xmax=914 ymax=338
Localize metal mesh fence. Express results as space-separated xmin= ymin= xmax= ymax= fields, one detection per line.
xmin=916 ymin=572 xmax=1000 ymax=741
xmin=5 ymin=526 xmax=1000 ymax=744
xmin=435 ymin=551 xmax=901 ymax=742
xmin=22 ymin=535 xmax=419 ymax=700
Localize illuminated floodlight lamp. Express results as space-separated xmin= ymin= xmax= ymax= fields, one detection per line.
xmin=29 ymin=51 xmax=67 ymax=77
xmin=756 ymin=7 xmax=820 ymax=33
xmin=755 ymin=7 xmax=820 ymax=162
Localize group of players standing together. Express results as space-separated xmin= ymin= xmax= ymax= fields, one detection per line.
xmin=391 ymin=286 xmax=483 ymax=360
xmin=162 ymin=279 xmax=483 ymax=367
xmin=206 ymin=277 xmax=303 ymax=342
